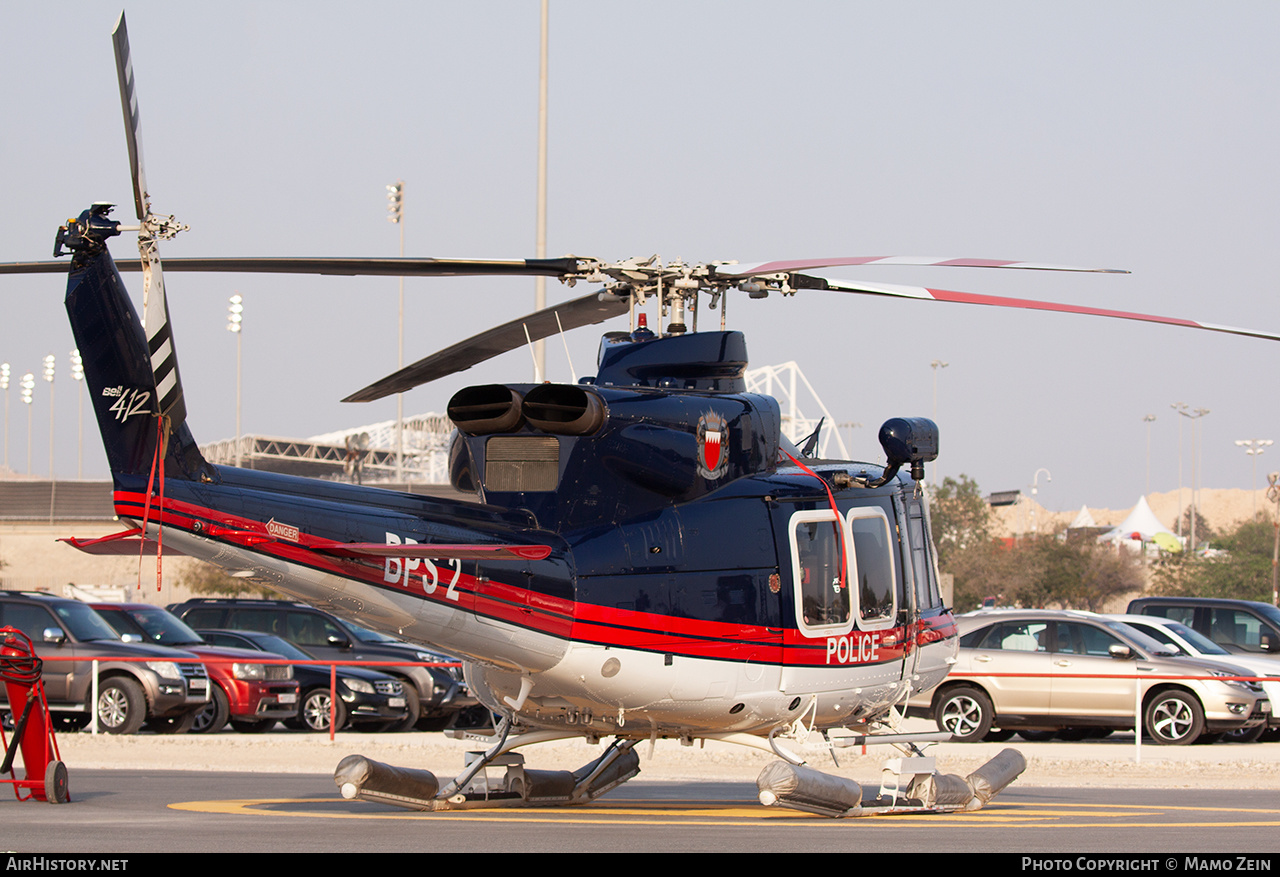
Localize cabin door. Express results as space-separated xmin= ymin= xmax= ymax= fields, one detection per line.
xmin=774 ymin=503 xmax=907 ymax=701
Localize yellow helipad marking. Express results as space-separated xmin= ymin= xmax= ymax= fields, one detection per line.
xmin=170 ymin=797 xmax=1280 ymax=828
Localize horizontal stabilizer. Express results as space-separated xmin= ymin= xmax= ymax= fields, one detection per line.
xmin=59 ymin=528 xmax=187 ymax=556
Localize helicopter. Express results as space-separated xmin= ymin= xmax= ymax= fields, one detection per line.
xmin=5 ymin=13 xmax=1280 ymax=818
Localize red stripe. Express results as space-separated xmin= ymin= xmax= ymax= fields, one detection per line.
xmin=111 ymin=490 xmax=948 ymax=666
xmin=926 ymin=287 xmax=1200 ymax=328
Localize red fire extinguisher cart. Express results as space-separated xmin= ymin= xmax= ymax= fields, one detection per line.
xmin=0 ymin=626 xmax=69 ymax=803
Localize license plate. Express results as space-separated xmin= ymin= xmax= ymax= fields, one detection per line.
xmin=279 ymin=693 xmax=297 ymax=705
xmin=190 ymin=679 xmax=207 ymax=692
xmin=388 ymin=697 xmax=406 ymax=708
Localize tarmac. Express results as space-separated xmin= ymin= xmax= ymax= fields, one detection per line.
xmin=39 ymin=718 xmax=1280 ymax=789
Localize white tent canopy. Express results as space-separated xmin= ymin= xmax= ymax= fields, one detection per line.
xmin=1069 ymin=505 xmax=1097 ymax=529
xmin=1114 ymin=496 xmax=1177 ymax=540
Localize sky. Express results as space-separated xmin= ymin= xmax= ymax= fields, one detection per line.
xmin=1 ymin=1 xmax=1278 ymax=516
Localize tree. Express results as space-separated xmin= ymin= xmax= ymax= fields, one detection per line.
xmin=1153 ymin=518 xmax=1276 ymax=601
xmin=929 ymin=475 xmax=992 ymax=571
xmin=175 ymin=562 xmax=277 ymax=598
xmin=1023 ymin=535 xmax=1145 ymax=612
xmin=1173 ymin=506 xmax=1216 ymax=548
xmin=930 ymin=475 xmax=1143 ymax=612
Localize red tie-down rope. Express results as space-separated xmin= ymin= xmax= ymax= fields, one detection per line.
xmin=782 ymin=450 xmax=847 ymax=595
xmin=136 ymin=415 xmax=169 ymax=591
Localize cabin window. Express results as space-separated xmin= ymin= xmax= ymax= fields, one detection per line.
xmin=789 ymin=511 xmax=851 ymax=635
xmin=907 ymin=496 xmax=943 ymax=611
xmin=847 ymin=508 xmax=896 ymax=627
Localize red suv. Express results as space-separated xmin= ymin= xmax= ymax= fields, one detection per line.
xmin=92 ymin=603 xmax=298 ymax=733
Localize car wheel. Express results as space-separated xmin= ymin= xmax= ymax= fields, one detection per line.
xmin=1017 ymin=729 xmax=1057 ymax=742
xmin=453 ymin=705 xmax=497 ymax=731
xmin=229 ymin=718 xmax=275 ymax=733
xmin=354 ymin=720 xmax=398 ymax=733
xmin=96 ymin=677 xmax=146 ymax=735
xmin=144 ymin=712 xmax=196 ymax=734
xmin=1224 ymin=724 xmax=1266 ymax=744
xmin=191 ymin=686 xmax=231 ymax=734
xmin=1144 ymin=690 xmax=1204 ymax=745
xmin=983 ymin=728 xmax=1016 ymax=742
xmin=51 ymin=715 xmax=89 ymax=733
xmin=300 ymin=689 xmax=347 ymax=732
xmin=386 ymin=682 xmax=420 ymax=733
xmin=934 ymin=686 xmax=994 ymax=743
xmin=415 ymin=715 xmax=455 ymax=732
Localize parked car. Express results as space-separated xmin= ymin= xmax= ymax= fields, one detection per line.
xmin=1127 ymin=597 xmax=1280 ymax=656
xmin=90 ymin=603 xmax=299 ymax=734
xmin=196 ymin=629 xmax=410 ymax=732
xmin=906 ymin=608 xmax=1270 ymax=744
xmin=1110 ymin=613 xmax=1280 ymax=743
xmin=0 ymin=591 xmax=208 ymax=734
xmin=169 ymin=598 xmax=475 ymax=731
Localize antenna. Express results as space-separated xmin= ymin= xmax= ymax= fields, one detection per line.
xmin=523 ymin=323 xmax=542 ymax=383
xmin=555 ymin=311 xmax=577 ymax=384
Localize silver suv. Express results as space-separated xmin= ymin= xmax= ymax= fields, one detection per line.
xmin=906 ymin=609 xmax=1270 ymax=744
xmin=0 ymin=592 xmax=209 ymax=734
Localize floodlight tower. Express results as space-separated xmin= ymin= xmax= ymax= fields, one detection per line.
xmin=20 ymin=372 xmax=34 ymax=474
xmin=1172 ymin=401 xmax=1188 ymax=538
xmin=1177 ymin=407 xmax=1209 ymax=549
xmin=930 ymin=360 xmax=948 ymax=486
xmin=533 ymin=0 xmax=550 ymax=383
xmin=70 ymin=350 xmax=84 ymax=478
xmin=227 ymin=294 xmax=243 ymax=467
xmin=1236 ymin=439 xmax=1274 ymax=519
xmin=1143 ymin=414 xmax=1156 ymax=497
xmin=386 ymin=180 xmax=405 ymax=482
xmin=1 ymin=362 xmax=9 ymax=471
xmin=42 ymin=354 xmax=55 ymax=478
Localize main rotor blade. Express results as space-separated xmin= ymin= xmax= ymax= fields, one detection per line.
xmin=343 ymin=291 xmax=629 ymax=402
xmin=112 ymin=12 xmax=148 ymax=222
xmin=716 ymin=257 xmax=1128 ymax=277
xmin=0 ymin=256 xmax=581 ymax=278
xmin=796 ymin=274 xmax=1280 ymax=342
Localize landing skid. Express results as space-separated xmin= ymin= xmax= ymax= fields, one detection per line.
xmin=756 ymin=749 xmax=1026 ymax=818
xmin=335 ymin=720 xmax=640 ymax=812
xmin=334 ymin=718 xmax=1026 ymax=818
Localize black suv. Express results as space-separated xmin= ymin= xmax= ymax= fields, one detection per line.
xmin=0 ymin=592 xmax=209 ymax=734
xmin=167 ymin=598 xmax=476 ymax=731
xmin=1127 ymin=597 xmax=1280 ymax=656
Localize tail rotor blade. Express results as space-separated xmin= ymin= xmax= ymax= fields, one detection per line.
xmin=112 ymin=12 xmax=148 ymax=222
xmin=111 ymin=12 xmax=187 ymax=425
xmin=141 ymin=256 xmax=186 ymax=424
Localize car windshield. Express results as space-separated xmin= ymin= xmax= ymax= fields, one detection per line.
xmin=108 ymin=606 xmax=205 ymax=646
xmin=1142 ymin=620 xmax=1230 ymax=656
xmin=1100 ymin=619 xmax=1177 ymax=656
xmin=54 ymin=603 xmax=125 ymax=642
xmin=1254 ymin=602 xmax=1280 ymax=629
xmin=241 ymin=633 xmax=313 ymax=662
xmin=343 ymin=622 xmax=400 ymax=644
